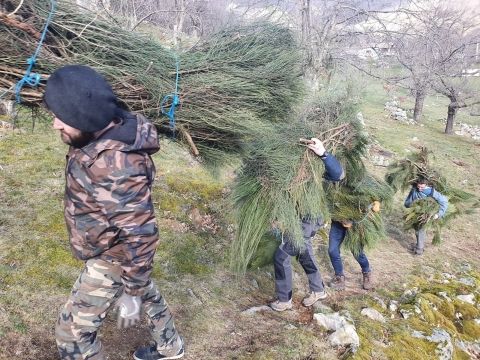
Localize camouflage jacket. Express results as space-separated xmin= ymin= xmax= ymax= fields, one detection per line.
xmin=64 ymin=113 xmax=160 ymax=296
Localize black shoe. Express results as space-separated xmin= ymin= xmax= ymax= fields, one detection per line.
xmin=133 ymin=339 xmax=184 ymax=360
xmin=408 ymin=244 xmax=423 ymax=255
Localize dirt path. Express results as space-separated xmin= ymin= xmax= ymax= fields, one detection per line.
xmin=3 ymin=213 xmax=478 ymax=360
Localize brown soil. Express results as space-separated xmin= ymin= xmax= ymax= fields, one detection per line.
xmin=2 ymin=213 xmax=478 ymax=360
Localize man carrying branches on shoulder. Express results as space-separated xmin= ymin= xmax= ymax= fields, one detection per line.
xmin=45 ymin=65 xmax=184 ymax=360
xmin=269 ymin=138 xmax=345 ymax=311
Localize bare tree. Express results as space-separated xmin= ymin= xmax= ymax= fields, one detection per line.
xmin=295 ymin=1 xmax=376 ymax=88
xmin=374 ymin=1 xmax=479 ymax=123
xmin=91 ymin=0 xmax=231 ymax=43
xmin=434 ymin=77 xmax=480 ymax=134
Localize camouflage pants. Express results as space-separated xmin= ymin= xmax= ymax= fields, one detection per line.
xmin=55 ymin=258 xmax=181 ymax=360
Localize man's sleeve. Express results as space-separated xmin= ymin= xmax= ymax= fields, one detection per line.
xmin=404 ymin=188 xmax=414 ymax=208
xmin=89 ymin=151 xmax=158 ymax=296
xmin=322 ymin=153 xmax=345 ymax=182
xmin=432 ymin=190 xmax=448 ymax=218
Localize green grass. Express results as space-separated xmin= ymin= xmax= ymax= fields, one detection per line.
xmin=357 ymin=73 xmax=480 ymax=197
xmin=0 ymin=72 xmax=479 ymax=359
xmin=340 ymin=265 xmax=480 ymax=360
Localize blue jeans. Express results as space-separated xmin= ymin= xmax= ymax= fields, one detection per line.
xmin=328 ymin=221 xmax=370 ymax=276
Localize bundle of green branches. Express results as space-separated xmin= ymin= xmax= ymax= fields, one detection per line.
xmin=385 ymin=147 xmax=440 ymax=192
xmin=325 ymin=174 xmax=394 ymax=256
xmin=0 ymin=0 xmax=302 ymax=164
xmin=230 ymin=90 xmax=378 ymax=274
xmin=386 ymin=147 xmax=479 ymax=243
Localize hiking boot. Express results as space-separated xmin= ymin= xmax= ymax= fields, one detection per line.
xmin=408 ymin=244 xmax=424 ymax=255
xmin=362 ymin=272 xmax=373 ymax=290
xmin=133 ymin=338 xmax=185 ymax=360
xmin=302 ymin=290 xmax=327 ymax=307
xmin=269 ymin=299 xmax=293 ymax=312
xmin=329 ymin=275 xmax=345 ymax=291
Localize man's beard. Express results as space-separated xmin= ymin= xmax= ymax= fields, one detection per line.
xmin=61 ymin=131 xmax=94 ymax=148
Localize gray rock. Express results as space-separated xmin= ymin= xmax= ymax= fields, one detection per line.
xmin=241 ymin=305 xmax=272 ymax=316
xmin=373 ymin=296 xmax=387 ymax=309
xmin=361 ymin=308 xmax=386 ymax=323
xmin=314 ymin=311 xmax=359 ymax=350
xmin=314 ymin=312 xmax=351 ymax=331
xmin=400 ymin=287 xmax=418 ymax=303
xmin=412 ymin=328 xmax=453 ymax=360
xmin=328 ymin=324 xmax=360 ymax=350
xmin=356 ymin=112 xmax=365 ymax=126
xmin=385 ymin=100 xmax=399 ymax=107
xmin=456 ymin=294 xmax=475 ymax=305
xmin=441 ymin=273 xmax=455 ymax=280
xmin=438 ymin=292 xmax=452 ymax=302
xmin=400 ymin=309 xmax=413 ymax=319
xmin=460 ymin=262 xmax=471 ymax=272
xmin=411 ymin=330 xmax=424 ymax=338
xmin=455 ymin=340 xmax=480 ymax=359
xmin=457 ymin=277 xmax=476 ymax=287
xmin=389 ymin=300 xmax=399 ymax=312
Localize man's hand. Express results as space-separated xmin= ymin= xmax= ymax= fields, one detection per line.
xmin=433 ymin=214 xmax=439 ymax=220
xmin=307 ymin=138 xmax=326 ymax=157
xmin=116 ymin=293 xmax=142 ymax=329
xmin=341 ymin=220 xmax=353 ymax=228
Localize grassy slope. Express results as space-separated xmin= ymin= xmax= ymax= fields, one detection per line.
xmin=0 ymin=73 xmax=479 ymax=359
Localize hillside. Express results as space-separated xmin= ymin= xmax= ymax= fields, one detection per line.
xmin=0 ymin=74 xmax=479 ymax=359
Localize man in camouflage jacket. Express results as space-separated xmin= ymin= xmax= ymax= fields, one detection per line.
xmin=44 ymin=65 xmax=184 ymax=360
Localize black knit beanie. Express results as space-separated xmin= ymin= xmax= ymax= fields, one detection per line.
xmin=44 ymin=65 xmax=118 ymax=132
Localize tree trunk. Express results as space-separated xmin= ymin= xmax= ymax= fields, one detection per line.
xmin=174 ymin=0 xmax=186 ymax=47
xmin=300 ymin=0 xmax=312 ymax=68
xmin=413 ymin=89 xmax=426 ymax=122
xmin=445 ymin=102 xmax=457 ymax=134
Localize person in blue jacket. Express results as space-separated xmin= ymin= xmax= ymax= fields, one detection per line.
xmin=270 ymin=138 xmax=344 ymax=311
xmin=404 ymin=176 xmax=448 ymax=255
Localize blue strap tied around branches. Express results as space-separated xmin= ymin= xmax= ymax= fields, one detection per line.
xmin=160 ymin=57 xmax=180 ymax=133
xmin=14 ymin=0 xmax=56 ymax=103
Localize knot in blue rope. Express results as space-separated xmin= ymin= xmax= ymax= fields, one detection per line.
xmin=14 ymin=0 xmax=56 ymax=103
xmin=161 ymin=93 xmax=180 ymax=123
xmin=161 ymin=57 xmax=180 ymax=133
xmin=15 ymin=73 xmax=41 ymax=103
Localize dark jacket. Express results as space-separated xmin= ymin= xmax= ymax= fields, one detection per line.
xmin=322 ymin=153 xmax=345 ymax=182
xmin=64 ymin=113 xmax=160 ymax=296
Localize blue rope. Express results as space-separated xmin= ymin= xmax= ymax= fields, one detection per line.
xmin=160 ymin=57 xmax=180 ymax=133
xmin=14 ymin=0 xmax=56 ymax=103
